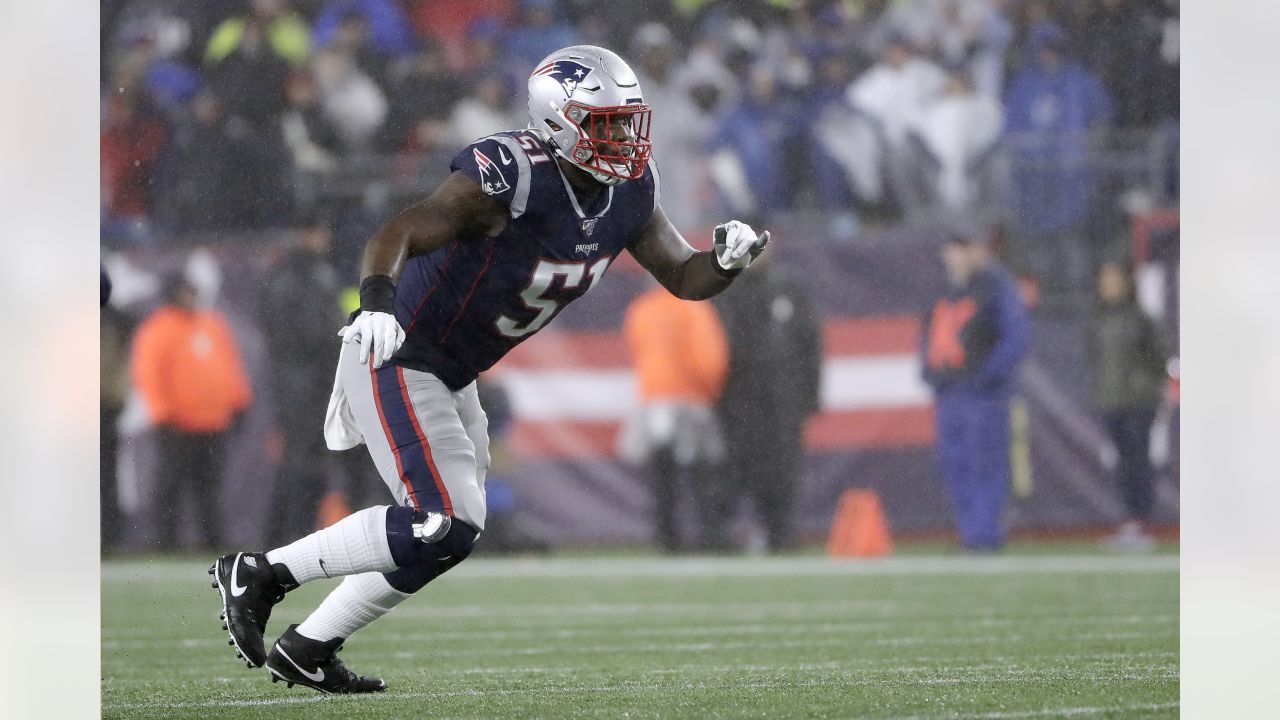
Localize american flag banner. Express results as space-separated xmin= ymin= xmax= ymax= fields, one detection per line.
xmin=494 ymin=315 xmax=935 ymax=460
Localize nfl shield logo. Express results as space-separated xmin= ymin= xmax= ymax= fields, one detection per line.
xmin=581 ymin=218 xmax=599 ymax=236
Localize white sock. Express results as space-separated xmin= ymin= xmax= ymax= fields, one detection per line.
xmin=296 ymin=572 xmax=412 ymax=642
xmin=265 ymin=506 xmax=397 ymax=585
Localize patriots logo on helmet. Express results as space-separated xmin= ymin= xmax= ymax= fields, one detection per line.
xmin=531 ymin=60 xmax=594 ymax=98
xmin=473 ymin=148 xmax=510 ymax=196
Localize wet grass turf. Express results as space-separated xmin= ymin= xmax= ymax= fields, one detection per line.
xmin=102 ymin=548 xmax=1178 ymax=719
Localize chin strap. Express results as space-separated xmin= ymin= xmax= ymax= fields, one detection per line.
xmin=586 ymin=167 xmax=626 ymax=186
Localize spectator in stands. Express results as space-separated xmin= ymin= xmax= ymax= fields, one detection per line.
xmin=910 ymin=64 xmax=1003 ymax=211
xmin=624 ymin=281 xmax=730 ymax=553
xmin=112 ymin=32 xmax=203 ymax=117
xmin=204 ymin=0 xmax=310 ymax=126
xmin=708 ymin=68 xmax=797 ymax=218
xmin=506 ymin=0 xmax=580 ymax=72
xmin=970 ymin=0 xmax=1014 ymax=99
xmin=382 ymin=41 xmax=465 ymax=186
xmin=312 ymin=0 xmax=417 ymax=59
xmin=152 ymin=90 xmax=294 ymax=233
xmin=845 ymin=34 xmax=947 ymax=212
xmin=630 ymin=23 xmax=681 ymax=154
xmin=1076 ymin=0 xmax=1160 ymax=128
xmin=1088 ymin=259 xmax=1169 ymax=552
xmin=448 ymin=75 xmax=520 ymax=149
xmin=281 ymin=69 xmax=344 ymax=174
xmin=921 ymin=225 xmax=1030 ymax=552
xmin=714 ymin=250 xmax=822 ymax=552
xmin=808 ymin=49 xmax=863 ymax=224
xmin=1003 ymin=21 xmax=1111 ymax=293
xmin=795 ymin=3 xmax=866 ymax=69
xmin=873 ymin=0 xmax=992 ymax=67
xmin=101 ymin=60 xmax=168 ymax=244
xmin=318 ymin=7 xmax=392 ymax=89
xmin=714 ymin=17 xmax=764 ymax=88
xmin=313 ymin=46 xmax=389 ymax=151
xmin=258 ymin=213 xmax=347 ymax=545
xmin=1003 ymin=0 xmax=1060 ymax=80
xmin=205 ymin=0 xmax=310 ymax=68
xmin=381 ymin=40 xmax=461 ymax=154
xmin=130 ymin=273 xmax=253 ymax=550
xmin=648 ymin=64 xmax=730 ymax=231
xmin=106 ymin=0 xmax=226 ymax=71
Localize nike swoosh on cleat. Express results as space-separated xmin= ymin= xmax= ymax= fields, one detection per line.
xmin=319 ymin=558 xmax=331 ymax=579
xmin=277 ymin=646 xmax=325 ymax=683
xmin=498 ymin=147 xmax=512 ymax=165
xmin=230 ymin=553 xmax=249 ymax=597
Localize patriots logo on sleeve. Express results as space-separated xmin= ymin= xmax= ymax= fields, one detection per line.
xmin=531 ymin=60 xmax=594 ymax=98
xmin=473 ymin=148 xmax=511 ymax=196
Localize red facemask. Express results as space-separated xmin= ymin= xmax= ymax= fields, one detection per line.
xmin=564 ymin=101 xmax=653 ymax=181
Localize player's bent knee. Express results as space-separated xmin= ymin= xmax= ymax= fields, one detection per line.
xmin=382 ymin=506 xmax=480 ymax=594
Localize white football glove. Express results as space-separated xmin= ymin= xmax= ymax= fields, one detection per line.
xmin=713 ymin=220 xmax=770 ymax=272
xmin=338 ymin=311 xmax=405 ymax=368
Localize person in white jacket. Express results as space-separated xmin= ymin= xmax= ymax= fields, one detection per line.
xmin=842 ymin=35 xmax=947 ymax=210
xmin=909 ymin=65 xmax=1003 ymax=211
xmin=848 ymin=35 xmax=947 ymax=152
xmin=313 ymin=47 xmax=387 ymax=153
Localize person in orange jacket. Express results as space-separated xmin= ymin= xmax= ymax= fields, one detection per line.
xmin=624 ymin=283 xmax=729 ymax=553
xmin=131 ymin=273 xmax=253 ymax=550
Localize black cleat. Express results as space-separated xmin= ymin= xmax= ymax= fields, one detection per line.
xmin=210 ymin=552 xmax=290 ymax=668
xmin=265 ymin=624 xmax=387 ymax=694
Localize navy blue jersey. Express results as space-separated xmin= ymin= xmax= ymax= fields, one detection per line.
xmin=390 ymin=130 xmax=659 ymax=390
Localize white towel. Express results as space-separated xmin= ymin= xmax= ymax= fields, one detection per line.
xmin=323 ymin=346 xmax=364 ymax=451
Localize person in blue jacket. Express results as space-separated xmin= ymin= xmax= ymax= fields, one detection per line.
xmin=1003 ymin=21 xmax=1112 ymax=292
xmin=921 ymin=224 xmax=1031 ymax=551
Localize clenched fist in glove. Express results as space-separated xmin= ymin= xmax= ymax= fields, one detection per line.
xmin=339 ymin=311 xmax=405 ymax=368
xmin=713 ymin=220 xmax=770 ymax=274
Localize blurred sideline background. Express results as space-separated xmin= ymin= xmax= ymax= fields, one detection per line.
xmin=99 ymin=0 xmax=1180 ymax=554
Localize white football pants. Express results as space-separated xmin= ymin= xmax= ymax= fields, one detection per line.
xmin=336 ymin=340 xmax=489 ymax=531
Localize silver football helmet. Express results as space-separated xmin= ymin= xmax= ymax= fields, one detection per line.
xmin=527 ymin=45 xmax=653 ymax=185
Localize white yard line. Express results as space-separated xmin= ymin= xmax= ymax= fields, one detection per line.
xmin=103 ymin=598 xmax=1176 ymax=636
xmin=101 ymin=554 xmax=1178 ymax=584
xmin=103 ymin=614 xmax=1178 ymax=648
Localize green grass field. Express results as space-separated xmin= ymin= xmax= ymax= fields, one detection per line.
xmin=102 ymin=547 xmax=1178 ymax=719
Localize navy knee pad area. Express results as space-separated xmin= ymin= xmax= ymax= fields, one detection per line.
xmin=383 ymin=506 xmax=479 ymax=594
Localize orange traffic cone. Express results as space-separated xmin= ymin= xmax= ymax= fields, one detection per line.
xmin=315 ymin=490 xmax=352 ymax=530
xmin=827 ymin=489 xmax=893 ymax=557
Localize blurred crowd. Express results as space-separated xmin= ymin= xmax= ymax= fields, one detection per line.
xmin=102 ymin=0 xmax=1180 ymax=287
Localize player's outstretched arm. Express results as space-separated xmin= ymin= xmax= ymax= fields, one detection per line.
xmin=629 ymin=206 xmax=769 ymax=301
xmin=343 ymin=172 xmax=508 ymax=367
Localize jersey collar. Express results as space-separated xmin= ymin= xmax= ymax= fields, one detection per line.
xmin=552 ymin=159 xmax=614 ymax=221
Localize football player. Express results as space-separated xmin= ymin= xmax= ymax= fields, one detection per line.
xmin=210 ymin=45 xmax=769 ymax=693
